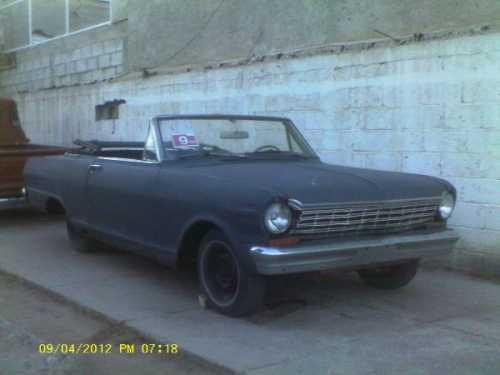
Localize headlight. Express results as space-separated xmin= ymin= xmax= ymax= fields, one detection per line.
xmin=264 ymin=203 xmax=292 ymax=234
xmin=439 ymin=191 xmax=455 ymax=220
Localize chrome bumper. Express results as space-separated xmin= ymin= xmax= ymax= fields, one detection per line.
xmin=0 ymin=190 xmax=28 ymax=210
xmin=250 ymin=229 xmax=459 ymax=275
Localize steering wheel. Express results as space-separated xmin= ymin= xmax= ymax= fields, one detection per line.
xmin=254 ymin=145 xmax=281 ymax=153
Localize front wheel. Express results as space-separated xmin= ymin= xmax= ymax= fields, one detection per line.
xmin=357 ymin=260 xmax=420 ymax=290
xmin=198 ymin=230 xmax=266 ymax=317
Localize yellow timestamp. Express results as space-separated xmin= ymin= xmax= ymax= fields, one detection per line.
xmin=38 ymin=343 xmax=180 ymax=355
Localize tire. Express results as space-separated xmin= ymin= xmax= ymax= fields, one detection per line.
xmin=66 ymin=221 xmax=99 ymax=253
xmin=357 ymin=260 xmax=420 ymax=290
xmin=198 ymin=230 xmax=266 ymax=317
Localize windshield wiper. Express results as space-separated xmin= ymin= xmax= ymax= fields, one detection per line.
xmin=178 ymin=151 xmax=247 ymax=160
xmin=205 ymin=151 xmax=247 ymax=159
xmin=245 ymin=151 xmax=311 ymax=159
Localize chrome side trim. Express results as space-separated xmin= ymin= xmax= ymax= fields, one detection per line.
xmin=96 ymin=156 xmax=160 ymax=164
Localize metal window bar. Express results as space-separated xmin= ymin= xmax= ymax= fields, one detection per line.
xmin=1 ymin=0 xmax=112 ymax=53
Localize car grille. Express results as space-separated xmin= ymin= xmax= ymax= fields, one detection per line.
xmin=291 ymin=198 xmax=440 ymax=238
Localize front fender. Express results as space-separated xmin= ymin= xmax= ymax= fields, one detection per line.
xmin=177 ymin=210 xmax=264 ymax=273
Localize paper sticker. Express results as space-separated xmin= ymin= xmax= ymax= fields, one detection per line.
xmin=172 ymin=133 xmax=198 ymax=148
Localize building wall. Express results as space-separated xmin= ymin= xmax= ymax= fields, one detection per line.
xmin=0 ymin=0 xmax=127 ymax=92
xmin=3 ymin=0 xmax=500 ymax=92
xmin=3 ymin=32 xmax=500 ymax=275
xmin=0 ymin=23 xmax=126 ymax=93
xmin=127 ymin=0 xmax=500 ymax=70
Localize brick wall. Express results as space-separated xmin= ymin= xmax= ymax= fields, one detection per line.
xmin=3 ymin=31 xmax=500 ymax=275
xmin=0 ymin=37 xmax=125 ymax=93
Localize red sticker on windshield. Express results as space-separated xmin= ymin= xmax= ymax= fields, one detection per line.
xmin=172 ymin=134 xmax=198 ymax=148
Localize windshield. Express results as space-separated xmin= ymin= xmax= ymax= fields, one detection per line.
xmin=157 ymin=117 xmax=316 ymax=159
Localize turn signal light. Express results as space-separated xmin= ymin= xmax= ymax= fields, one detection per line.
xmin=269 ymin=237 xmax=300 ymax=247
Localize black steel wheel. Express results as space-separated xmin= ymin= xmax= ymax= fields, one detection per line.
xmin=198 ymin=230 xmax=265 ymax=317
xmin=358 ymin=260 xmax=420 ymax=290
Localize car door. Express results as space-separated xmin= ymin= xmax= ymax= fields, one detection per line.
xmin=86 ymin=126 xmax=162 ymax=249
xmin=60 ymin=153 xmax=96 ymax=226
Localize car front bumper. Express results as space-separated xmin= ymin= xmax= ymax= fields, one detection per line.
xmin=250 ymin=229 xmax=459 ymax=275
xmin=0 ymin=188 xmax=28 ymax=210
xmin=0 ymin=196 xmax=29 ymax=210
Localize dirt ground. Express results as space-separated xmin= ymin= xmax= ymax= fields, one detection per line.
xmin=0 ymin=272 xmax=221 ymax=375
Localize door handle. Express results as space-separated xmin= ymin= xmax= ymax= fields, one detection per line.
xmin=88 ymin=164 xmax=102 ymax=172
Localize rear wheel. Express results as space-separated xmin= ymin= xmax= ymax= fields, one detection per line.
xmin=357 ymin=260 xmax=420 ymax=290
xmin=198 ymin=230 xmax=266 ymax=317
xmin=66 ymin=221 xmax=100 ymax=253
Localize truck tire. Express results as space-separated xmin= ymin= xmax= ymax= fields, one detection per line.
xmin=198 ymin=229 xmax=266 ymax=317
xmin=357 ymin=260 xmax=420 ymax=290
xmin=66 ymin=221 xmax=99 ymax=253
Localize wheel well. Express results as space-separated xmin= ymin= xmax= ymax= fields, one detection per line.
xmin=45 ymin=198 xmax=65 ymax=215
xmin=177 ymin=221 xmax=220 ymax=269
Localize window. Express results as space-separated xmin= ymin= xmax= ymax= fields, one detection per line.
xmin=32 ymin=0 xmax=66 ymax=42
xmin=0 ymin=0 xmax=111 ymax=52
xmin=69 ymin=0 xmax=110 ymax=33
xmin=158 ymin=118 xmax=316 ymax=159
xmin=0 ymin=1 xmax=30 ymax=51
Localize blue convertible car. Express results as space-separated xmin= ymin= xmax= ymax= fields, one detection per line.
xmin=25 ymin=115 xmax=459 ymax=316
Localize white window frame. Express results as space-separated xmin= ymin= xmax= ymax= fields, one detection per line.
xmin=0 ymin=0 xmax=112 ymax=53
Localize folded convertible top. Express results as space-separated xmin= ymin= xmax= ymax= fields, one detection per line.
xmin=73 ymin=139 xmax=144 ymax=153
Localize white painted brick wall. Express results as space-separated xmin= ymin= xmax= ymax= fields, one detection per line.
xmin=0 ymin=38 xmax=125 ymax=92
xmin=3 ymin=32 xmax=500 ymax=263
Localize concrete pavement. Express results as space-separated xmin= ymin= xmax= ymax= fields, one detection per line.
xmin=1 ymin=210 xmax=500 ymax=374
xmin=0 ymin=272 xmax=220 ymax=375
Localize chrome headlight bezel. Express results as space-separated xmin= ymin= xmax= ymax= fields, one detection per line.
xmin=438 ymin=191 xmax=455 ymax=220
xmin=264 ymin=203 xmax=292 ymax=234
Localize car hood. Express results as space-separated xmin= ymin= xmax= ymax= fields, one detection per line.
xmin=180 ymin=160 xmax=451 ymax=204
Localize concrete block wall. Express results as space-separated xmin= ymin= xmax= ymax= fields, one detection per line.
xmin=0 ymin=37 xmax=125 ymax=93
xmin=3 ymin=31 xmax=500 ymax=275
